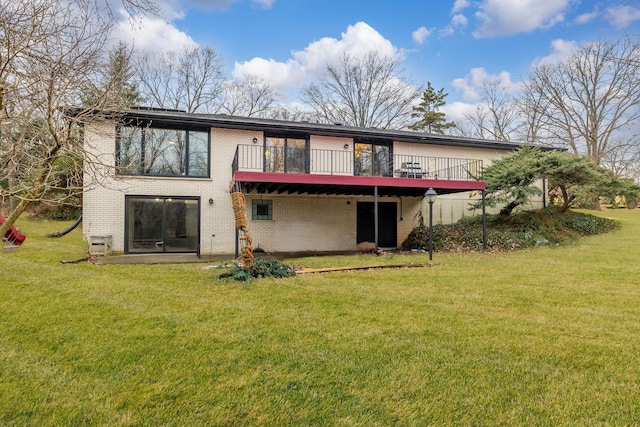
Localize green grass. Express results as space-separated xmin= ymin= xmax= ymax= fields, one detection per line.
xmin=2 ymin=210 xmax=640 ymax=426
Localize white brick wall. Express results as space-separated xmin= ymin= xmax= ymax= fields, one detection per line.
xmin=82 ymin=121 xmax=537 ymax=256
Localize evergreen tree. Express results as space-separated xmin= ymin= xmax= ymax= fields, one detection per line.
xmin=409 ymin=82 xmax=456 ymax=134
xmin=83 ymin=42 xmax=142 ymax=108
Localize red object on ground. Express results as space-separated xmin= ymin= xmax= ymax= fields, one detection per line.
xmin=0 ymin=213 xmax=26 ymax=245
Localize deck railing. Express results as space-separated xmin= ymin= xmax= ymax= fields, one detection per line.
xmin=232 ymin=144 xmax=482 ymax=181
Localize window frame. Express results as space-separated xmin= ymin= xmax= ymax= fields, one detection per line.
xmin=124 ymin=195 xmax=201 ymax=254
xmin=353 ymin=139 xmax=393 ymax=177
xmin=263 ymin=134 xmax=310 ymax=174
xmin=116 ymin=122 xmax=211 ymax=178
xmin=252 ymin=199 xmax=273 ymax=220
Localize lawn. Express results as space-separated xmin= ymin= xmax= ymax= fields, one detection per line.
xmin=2 ymin=210 xmax=640 ymax=426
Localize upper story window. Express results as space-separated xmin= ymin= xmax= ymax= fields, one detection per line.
xmin=264 ymin=136 xmax=308 ymax=174
xmin=354 ymin=140 xmax=392 ymax=177
xmin=116 ymin=125 xmax=210 ymax=178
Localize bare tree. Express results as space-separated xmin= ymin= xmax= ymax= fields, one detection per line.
xmin=460 ymin=79 xmax=521 ymax=141
xmin=134 ymin=46 xmax=226 ymax=113
xmin=265 ymin=106 xmax=316 ymax=123
xmin=601 ymin=136 xmax=640 ymax=181
xmin=218 ymin=76 xmax=279 ymax=117
xmin=300 ymin=52 xmax=423 ymax=129
xmin=0 ymin=0 xmax=140 ymax=239
xmin=525 ymin=37 xmax=640 ymax=165
xmin=100 ymin=0 xmax=160 ymax=18
xmin=516 ymin=77 xmax=553 ymax=145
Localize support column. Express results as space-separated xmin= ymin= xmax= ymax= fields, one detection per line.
xmin=482 ymin=190 xmax=487 ymax=250
xmin=374 ymin=185 xmax=379 ymax=254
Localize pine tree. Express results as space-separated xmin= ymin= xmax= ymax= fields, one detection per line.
xmin=409 ymin=82 xmax=456 ymax=134
xmin=83 ymin=42 xmax=142 ymax=108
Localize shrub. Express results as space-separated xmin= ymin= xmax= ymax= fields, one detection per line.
xmin=560 ymin=211 xmax=620 ymax=235
xmin=30 ymin=202 xmax=82 ymax=221
xmin=402 ymin=209 xmax=619 ymax=253
xmin=219 ymin=257 xmax=297 ymax=282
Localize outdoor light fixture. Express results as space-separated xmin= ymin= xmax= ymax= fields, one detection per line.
xmin=344 ymin=143 xmax=349 ymax=149
xmin=209 ymin=198 xmax=214 ymax=204
xmin=252 ymin=137 xmax=258 ymax=143
xmin=425 ymin=187 xmax=437 ymax=261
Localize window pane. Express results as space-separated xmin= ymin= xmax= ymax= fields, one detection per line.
xmin=188 ymin=131 xmax=209 ymax=177
xmin=286 ymin=138 xmax=306 ymax=173
xmin=128 ymin=198 xmax=164 ymax=252
xmin=117 ymin=126 xmax=142 ymax=175
xmin=265 ymin=137 xmax=285 ymax=172
xmin=164 ymin=199 xmax=199 ymax=252
xmin=374 ymin=145 xmax=391 ymax=176
xmin=252 ymin=199 xmax=273 ymax=220
xmin=355 ymin=143 xmax=373 ymax=176
xmin=127 ymin=197 xmax=199 ymax=253
xmin=145 ymin=128 xmax=186 ymax=175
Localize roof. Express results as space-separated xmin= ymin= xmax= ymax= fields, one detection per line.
xmin=99 ymin=107 xmax=557 ymax=152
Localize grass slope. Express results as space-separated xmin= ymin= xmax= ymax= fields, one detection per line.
xmin=1 ymin=211 xmax=640 ymax=426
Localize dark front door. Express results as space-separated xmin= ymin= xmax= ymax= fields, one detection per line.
xmin=357 ymin=202 xmax=397 ymax=248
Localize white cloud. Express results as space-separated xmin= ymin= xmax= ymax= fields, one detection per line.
xmin=439 ymin=27 xmax=455 ymax=38
xmin=412 ymin=26 xmax=433 ymax=44
xmin=232 ymin=22 xmax=399 ymax=95
xmin=438 ymin=13 xmax=467 ymax=38
xmin=451 ymin=14 xmax=468 ymax=27
xmin=452 ymin=0 xmax=470 ymax=14
xmin=182 ymin=0 xmax=274 ymax=10
xmin=604 ymin=5 xmax=640 ymax=30
xmin=574 ymin=9 xmax=599 ymax=25
xmin=442 ymin=101 xmax=477 ymax=124
xmin=252 ymin=0 xmax=275 ymax=7
xmin=473 ymin=0 xmax=571 ymax=38
xmin=532 ymin=39 xmax=578 ymax=67
xmin=452 ymin=67 xmax=521 ymax=101
xmin=116 ymin=15 xmax=198 ymax=53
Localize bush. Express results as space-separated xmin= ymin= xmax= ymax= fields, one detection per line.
xmin=402 ymin=209 xmax=620 ymax=253
xmin=30 ymin=202 xmax=82 ymax=221
xmin=219 ymin=257 xmax=297 ymax=282
xmin=560 ymin=211 xmax=621 ymax=235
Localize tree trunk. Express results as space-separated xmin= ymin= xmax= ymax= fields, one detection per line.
xmin=0 ymin=197 xmax=30 ymax=242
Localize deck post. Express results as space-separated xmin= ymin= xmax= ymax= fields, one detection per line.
xmin=374 ymin=185 xmax=379 ymax=254
xmin=482 ymin=190 xmax=487 ymax=250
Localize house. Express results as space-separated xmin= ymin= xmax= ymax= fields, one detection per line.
xmin=80 ymin=108 xmax=541 ymax=258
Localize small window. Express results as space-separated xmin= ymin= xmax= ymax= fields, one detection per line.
xmin=252 ymin=200 xmax=273 ymax=220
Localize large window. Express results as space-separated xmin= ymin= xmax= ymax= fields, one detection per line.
xmin=264 ymin=136 xmax=308 ymax=173
xmin=117 ymin=125 xmax=209 ymax=177
xmin=354 ymin=142 xmax=392 ymax=177
xmin=125 ymin=196 xmax=199 ymax=253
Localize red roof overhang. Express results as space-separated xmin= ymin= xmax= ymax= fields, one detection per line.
xmin=233 ymin=171 xmax=485 ymax=197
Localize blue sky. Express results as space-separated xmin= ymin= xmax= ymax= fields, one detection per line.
xmin=116 ymin=0 xmax=640 ymax=118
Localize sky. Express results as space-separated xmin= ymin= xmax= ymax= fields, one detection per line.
xmin=114 ymin=0 xmax=640 ymax=120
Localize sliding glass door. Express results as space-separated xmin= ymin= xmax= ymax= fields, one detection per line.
xmin=126 ymin=196 xmax=199 ymax=254
xmin=354 ymin=142 xmax=392 ymax=177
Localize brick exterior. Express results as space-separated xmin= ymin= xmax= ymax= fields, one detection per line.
xmin=82 ymin=118 xmax=542 ymax=256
